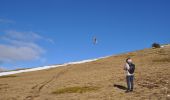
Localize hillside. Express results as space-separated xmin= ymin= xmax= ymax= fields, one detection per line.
xmin=0 ymin=46 xmax=170 ymax=100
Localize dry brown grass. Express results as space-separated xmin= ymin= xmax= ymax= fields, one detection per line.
xmin=0 ymin=75 xmax=17 ymax=79
xmin=0 ymin=45 xmax=169 ymax=100
xmin=152 ymin=57 xmax=170 ymax=62
xmin=52 ymin=86 xmax=99 ymax=94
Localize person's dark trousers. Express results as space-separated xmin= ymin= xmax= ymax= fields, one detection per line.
xmin=126 ymin=75 xmax=134 ymax=91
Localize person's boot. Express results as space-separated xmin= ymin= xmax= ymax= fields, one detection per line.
xmin=130 ymin=88 xmax=133 ymax=92
xmin=125 ymin=89 xmax=130 ymax=93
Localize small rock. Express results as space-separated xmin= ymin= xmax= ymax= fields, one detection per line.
xmin=167 ymin=94 xmax=170 ymax=100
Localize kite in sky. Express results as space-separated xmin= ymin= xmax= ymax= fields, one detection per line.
xmin=93 ymin=37 xmax=98 ymax=45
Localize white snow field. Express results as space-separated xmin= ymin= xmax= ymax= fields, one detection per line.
xmin=0 ymin=56 xmax=109 ymax=76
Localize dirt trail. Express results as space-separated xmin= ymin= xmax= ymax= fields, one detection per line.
xmin=24 ymin=67 xmax=71 ymax=100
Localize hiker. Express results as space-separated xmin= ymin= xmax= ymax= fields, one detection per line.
xmin=124 ymin=57 xmax=135 ymax=92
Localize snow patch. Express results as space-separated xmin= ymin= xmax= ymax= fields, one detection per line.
xmin=0 ymin=56 xmax=109 ymax=76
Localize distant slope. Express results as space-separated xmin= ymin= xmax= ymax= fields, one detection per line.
xmin=0 ymin=46 xmax=169 ymax=100
xmin=0 ymin=57 xmax=108 ymax=76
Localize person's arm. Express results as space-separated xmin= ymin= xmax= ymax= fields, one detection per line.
xmin=124 ymin=63 xmax=127 ymax=70
xmin=124 ymin=63 xmax=130 ymax=70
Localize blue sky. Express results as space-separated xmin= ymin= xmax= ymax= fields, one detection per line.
xmin=0 ymin=0 xmax=170 ymax=70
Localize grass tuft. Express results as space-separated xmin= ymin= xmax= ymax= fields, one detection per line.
xmin=0 ymin=75 xmax=17 ymax=78
xmin=152 ymin=58 xmax=170 ymax=62
xmin=52 ymin=86 xmax=99 ymax=94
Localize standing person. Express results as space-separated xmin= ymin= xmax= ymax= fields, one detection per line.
xmin=124 ymin=57 xmax=135 ymax=92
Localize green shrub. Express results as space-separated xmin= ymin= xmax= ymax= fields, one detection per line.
xmin=152 ymin=43 xmax=160 ymax=48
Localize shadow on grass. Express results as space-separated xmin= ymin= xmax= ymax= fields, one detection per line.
xmin=114 ymin=84 xmax=127 ymax=90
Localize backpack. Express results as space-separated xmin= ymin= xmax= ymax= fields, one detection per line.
xmin=128 ymin=63 xmax=135 ymax=74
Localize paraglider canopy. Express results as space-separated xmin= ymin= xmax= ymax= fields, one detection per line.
xmin=93 ymin=37 xmax=97 ymax=45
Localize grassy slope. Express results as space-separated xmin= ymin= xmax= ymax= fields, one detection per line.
xmin=0 ymin=46 xmax=170 ymax=100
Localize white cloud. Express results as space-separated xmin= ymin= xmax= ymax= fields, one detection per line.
xmin=0 ymin=30 xmax=49 ymax=63
xmin=0 ymin=67 xmax=7 ymax=72
xmin=4 ymin=30 xmax=43 ymax=42
xmin=0 ymin=44 xmax=44 ymax=62
xmin=46 ymin=38 xmax=55 ymax=44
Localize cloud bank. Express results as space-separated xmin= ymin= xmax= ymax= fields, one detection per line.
xmin=0 ymin=30 xmax=46 ymax=63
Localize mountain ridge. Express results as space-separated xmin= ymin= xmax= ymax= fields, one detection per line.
xmin=0 ymin=45 xmax=169 ymax=100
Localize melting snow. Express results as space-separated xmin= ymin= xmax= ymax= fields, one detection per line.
xmin=0 ymin=56 xmax=109 ymax=76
